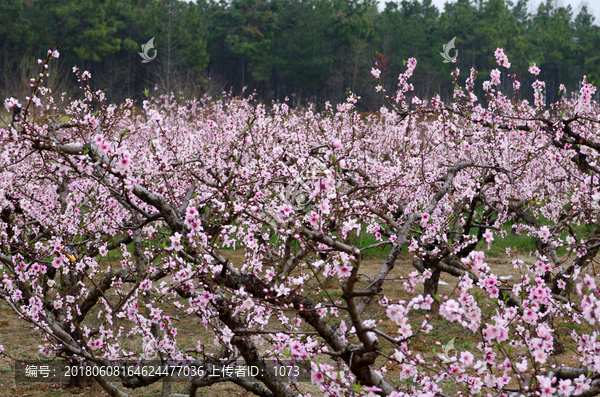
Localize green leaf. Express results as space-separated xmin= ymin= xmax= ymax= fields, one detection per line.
xmin=351 ymin=382 xmax=362 ymax=393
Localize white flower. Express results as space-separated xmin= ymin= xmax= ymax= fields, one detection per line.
xmin=241 ymin=297 xmax=254 ymax=311
xmin=221 ymin=326 xmax=234 ymax=343
xmin=169 ymin=232 xmax=184 ymax=251
xmin=275 ymin=284 xmax=290 ymax=297
xmin=592 ymin=193 xmax=600 ymax=211
xmin=4 ymin=97 xmax=21 ymax=112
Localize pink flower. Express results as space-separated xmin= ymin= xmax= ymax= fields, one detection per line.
xmin=439 ymin=299 xmax=463 ymax=322
xmin=371 ymin=68 xmax=381 ymax=79
xmin=399 ymin=363 xmax=417 ymax=380
xmin=52 ymin=257 xmax=63 ymax=268
xmin=494 ymin=48 xmax=511 ymax=68
xmin=240 ymin=297 xmax=254 ymax=311
xmin=515 ymin=359 xmax=528 ymax=372
xmin=169 ymin=232 xmax=184 ymax=251
xmin=386 ymin=304 xmax=406 ymax=325
xmin=275 ymin=284 xmax=290 ymax=297
xmin=52 ymin=50 xmax=60 ymax=58
xmin=522 ymin=307 xmax=538 ymax=324
xmin=484 ymin=229 xmax=494 ymax=249
xmin=529 ymin=63 xmax=541 ymax=76
xmin=337 ymin=264 xmax=352 ymax=278
xmin=574 ymin=375 xmax=591 ymax=394
xmin=538 ymin=226 xmax=551 ymax=242
xmin=490 ymin=69 xmax=501 ymax=85
xmin=537 ymin=376 xmax=556 ymax=397
xmin=557 ymin=379 xmax=574 ymax=396
xmin=318 ymin=200 xmax=331 ymax=215
xmin=4 ymin=97 xmax=21 ymax=112
xmin=114 ymin=155 xmax=131 ymax=174
xmin=311 ymin=371 xmax=324 ymax=384
xmin=265 ymin=267 xmax=275 ymax=282
xmin=89 ymin=338 xmax=103 ymax=350
xmin=408 ymin=239 xmax=419 ymax=252
xmin=460 ymin=351 xmax=474 ymax=366
xmin=407 ymin=57 xmax=417 ymax=71
xmin=533 ymin=348 xmax=548 ymax=364
xmin=278 ymin=205 xmax=294 ymax=219
xmin=311 ymin=178 xmax=331 ymax=199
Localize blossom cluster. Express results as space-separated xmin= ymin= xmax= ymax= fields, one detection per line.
xmin=0 ymin=48 xmax=599 ymax=397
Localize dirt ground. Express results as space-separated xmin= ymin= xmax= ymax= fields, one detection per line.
xmin=0 ymin=249 xmax=585 ymax=396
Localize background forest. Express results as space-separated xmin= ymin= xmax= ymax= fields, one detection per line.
xmin=1 ymin=0 xmax=599 ymax=110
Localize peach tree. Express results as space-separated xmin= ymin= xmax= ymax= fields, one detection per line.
xmin=1 ymin=47 xmax=600 ymax=397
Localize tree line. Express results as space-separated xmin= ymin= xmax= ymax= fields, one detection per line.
xmin=1 ymin=0 xmax=599 ymax=109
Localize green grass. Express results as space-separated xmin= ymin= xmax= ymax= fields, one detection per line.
xmin=478 ymin=221 xmax=597 ymax=257
xmin=479 ymin=231 xmax=538 ymax=256
xmin=85 ymin=213 xmax=600 ymax=268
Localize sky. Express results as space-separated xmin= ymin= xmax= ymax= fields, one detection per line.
xmin=378 ymin=0 xmax=600 ymax=21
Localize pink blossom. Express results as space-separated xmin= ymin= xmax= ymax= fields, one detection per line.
xmin=490 ymin=69 xmax=501 ymax=85
xmin=278 ymin=204 xmax=294 ymax=219
xmin=311 ymin=371 xmax=324 ymax=384
xmin=275 ymin=284 xmax=290 ymax=297
xmin=537 ymin=376 xmax=556 ymax=397
xmin=529 ymin=63 xmax=541 ymax=75
xmin=169 ymin=233 xmax=184 ymax=251
xmin=574 ymin=374 xmax=591 ymax=394
xmin=538 ymin=226 xmax=551 ymax=242
xmin=386 ymin=304 xmax=407 ymax=325
xmin=440 ymin=299 xmax=463 ymax=322
xmin=484 ymin=229 xmax=494 ymax=249
xmin=460 ymin=351 xmax=474 ymax=366
xmin=318 ymin=199 xmax=331 ymax=215
xmin=494 ymin=48 xmax=511 ymax=68
xmin=4 ymin=97 xmax=21 ymax=112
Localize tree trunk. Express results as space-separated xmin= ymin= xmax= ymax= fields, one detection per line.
xmin=66 ymin=357 xmax=93 ymax=389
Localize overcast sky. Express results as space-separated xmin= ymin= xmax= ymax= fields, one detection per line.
xmin=378 ymin=0 xmax=600 ymax=21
